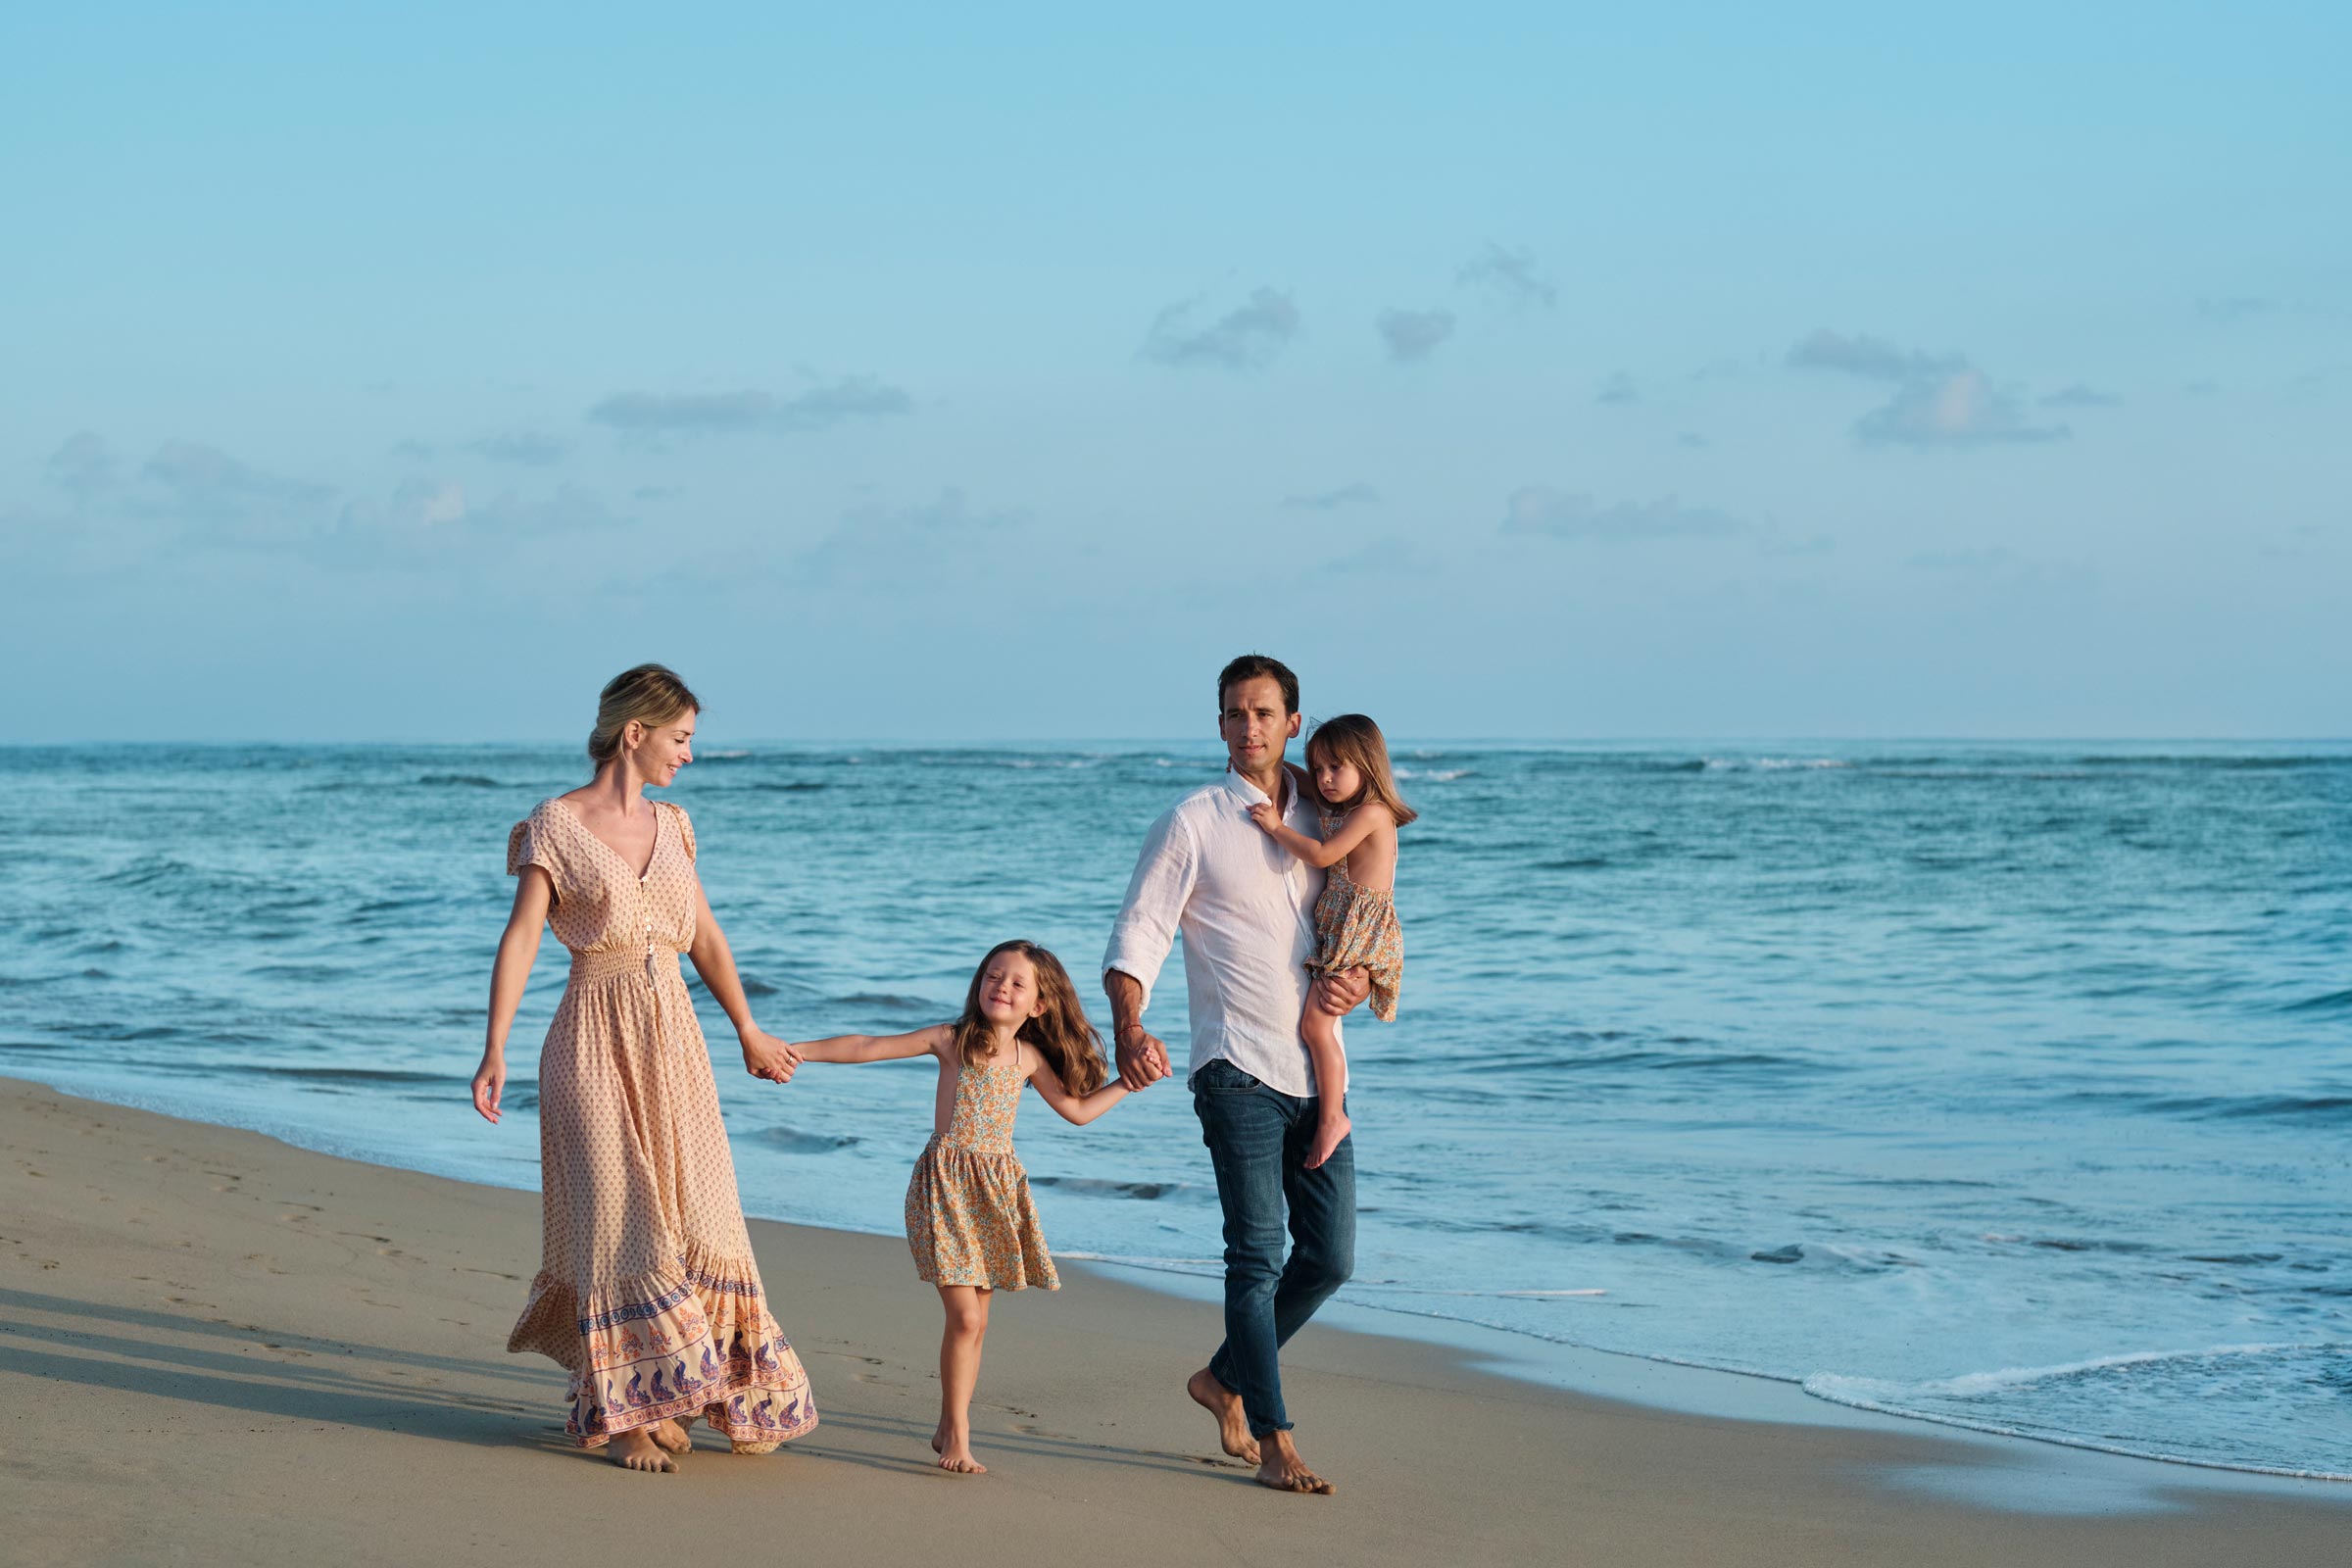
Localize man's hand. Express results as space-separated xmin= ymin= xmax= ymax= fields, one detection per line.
xmin=1311 ymin=966 xmax=1371 ymax=1017
xmin=1115 ymin=1021 xmax=1170 ymax=1092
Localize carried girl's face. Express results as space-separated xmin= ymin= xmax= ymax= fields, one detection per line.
xmin=975 ymin=953 xmax=1046 ymax=1032
xmin=1311 ymin=752 xmax=1363 ymax=808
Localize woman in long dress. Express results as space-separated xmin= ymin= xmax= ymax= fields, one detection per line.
xmin=469 ymin=664 xmax=816 ymax=1473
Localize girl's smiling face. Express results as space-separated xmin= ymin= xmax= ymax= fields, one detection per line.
xmin=1311 ymin=751 xmax=1363 ymax=808
xmin=975 ymin=951 xmax=1045 ymax=1033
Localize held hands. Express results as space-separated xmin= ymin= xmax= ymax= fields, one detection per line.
xmin=740 ymin=1029 xmax=803 ymax=1085
xmin=470 ymin=1054 xmax=506 ymax=1124
xmin=1114 ymin=1022 xmax=1170 ymax=1092
xmin=1311 ymin=966 xmax=1371 ymax=1017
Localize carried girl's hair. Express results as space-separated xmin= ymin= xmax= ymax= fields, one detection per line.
xmin=589 ymin=663 xmax=700 ymax=766
xmin=952 ymin=941 xmax=1107 ymax=1096
xmin=1304 ymin=713 xmax=1419 ymax=826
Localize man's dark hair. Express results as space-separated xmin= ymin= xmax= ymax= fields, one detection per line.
xmin=1216 ymin=654 xmax=1299 ymax=716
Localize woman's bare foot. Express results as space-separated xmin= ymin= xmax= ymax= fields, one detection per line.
xmin=1254 ymin=1429 xmax=1333 ymax=1494
xmin=608 ymin=1428 xmax=678 ymax=1473
xmin=647 ymin=1417 xmax=692 ymax=1454
xmin=935 ymin=1424 xmax=986 ymax=1474
xmin=1304 ymin=1110 xmax=1350 ymax=1170
xmin=1186 ymin=1366 xmax=1260 ymax=1463
xmin=931 ymin=1421 xmax=946 ymax=1455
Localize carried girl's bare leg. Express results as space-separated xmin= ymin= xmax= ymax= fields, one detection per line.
xmin=1300 ymin=997 xmax=1351 ymax=1170
xmin=935 ymin=1284 xmax=992 ymax=1473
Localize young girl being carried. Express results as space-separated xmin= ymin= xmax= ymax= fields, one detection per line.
xmin=1247 ymin=712 xmax=1416 ymax=1170
xmin=792 ymin=940 xmax=1128 ymax=1474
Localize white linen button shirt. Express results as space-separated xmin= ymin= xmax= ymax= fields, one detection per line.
xmin=1102 ymin=767 xmax=1342 ymax=1099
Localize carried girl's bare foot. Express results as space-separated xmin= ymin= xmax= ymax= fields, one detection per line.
xmin=1304 ymin=1111 xmax=1350 ymax=1170
xmin=608 ymin=1428 xmax=678 ymax=1473
xmin=1187 ymin=1366 xmax=1259 ymax=1463
xmin=648 ymin=1417 xmax=692 ymax=1453
xmin=1254 ymin=1429 xmax=1334 ymax=1494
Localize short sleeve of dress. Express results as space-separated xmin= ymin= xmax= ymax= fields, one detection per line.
xmin=507 ymin=810 xmax=564 ymax=903
xmin=667 ymin=802 xmax=698 ymax=863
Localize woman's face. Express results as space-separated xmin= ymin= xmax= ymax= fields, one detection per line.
xmin=628 ymin=710 xmax=697 ymax=786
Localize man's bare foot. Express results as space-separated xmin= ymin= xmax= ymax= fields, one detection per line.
xmin=935 ymin=1426 xmax=986 ymax=1473
xmin=648 ymin=1417 xmax=692 ymax=1453
xmin=1304 ymin=1111 xmax=1350 ymax=1170
xmin=1253 ymin=1429 xmax=1333 ymax=1494
xmin=608 ymin=1428 xmax=678 ymax=1473
xmin=1187 ymin=1366 xmax=1259 ymax=1464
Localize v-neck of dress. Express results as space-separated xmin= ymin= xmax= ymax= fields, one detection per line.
xmin=550 ymin=796 xmax=662 ymax=882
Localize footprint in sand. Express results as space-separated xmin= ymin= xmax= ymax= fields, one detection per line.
xmin=1012 ymin=1423 xmax=1078 ymax=1441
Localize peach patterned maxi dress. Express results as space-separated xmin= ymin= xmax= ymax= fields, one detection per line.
xmin=503 ymin=797 xmax=817 ymax=1450
xmin=904 ymin=1056 xmax=1057 ymax=1291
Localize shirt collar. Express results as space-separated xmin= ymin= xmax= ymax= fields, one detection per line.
xmin=1222 ymin=762 xmax=1294 ymax=813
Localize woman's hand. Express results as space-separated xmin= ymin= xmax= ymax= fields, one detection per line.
xmin=470 ymin=1052 xmax=507 ymax=1124
xmin=741 ymin=1029 xmax=802 ymax=1085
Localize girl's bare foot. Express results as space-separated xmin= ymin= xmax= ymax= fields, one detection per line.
xmin=1254 ymin=1429 xmax=1334 ymax=1494
xmin=1186 ymin=1366 xmax=1260 ymax=1463
xmin=608 ymin=1428 xmax=678 ymax=1473
xmin=935 ymin=1424 xmax=986 ymax=1473
xmin=1304 ymin=1110 xmax=1350 ymax=1170
xmin=648 ymin=1417 xmax=692 ymax=1453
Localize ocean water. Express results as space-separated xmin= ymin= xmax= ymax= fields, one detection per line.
xmin=1 ymin=740 xmax=2345 ymax=1480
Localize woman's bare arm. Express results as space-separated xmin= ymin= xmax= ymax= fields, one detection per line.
xmin=472 ymin=868 xmax=553 ymax=1124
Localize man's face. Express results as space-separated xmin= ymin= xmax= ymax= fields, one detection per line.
xmin=1218 ymin=674 xmax=1300 ymax=777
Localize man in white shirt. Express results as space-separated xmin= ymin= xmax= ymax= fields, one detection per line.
xmin=1103 ymin=654 xmax=1370 ymax=1495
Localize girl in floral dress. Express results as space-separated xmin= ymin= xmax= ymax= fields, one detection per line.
xmin=793 ymin=940 xmax=1128 ymax=1474
xmin=1247 ymin=712 xmax=1417 ymax=1171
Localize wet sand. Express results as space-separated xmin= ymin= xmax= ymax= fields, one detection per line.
xmin=0 ymin=1080 xmax=2341 ymax=1566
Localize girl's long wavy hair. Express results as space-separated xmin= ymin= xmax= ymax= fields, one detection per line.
xmin=952 ymin=941 xmax=1107 ymax=1095
xmin=1305 ymin=712 xmax=1419 ymax=826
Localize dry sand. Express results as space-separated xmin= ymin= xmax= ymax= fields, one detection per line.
xmin=1 ymin=1080 xmax=2342 ymax=1566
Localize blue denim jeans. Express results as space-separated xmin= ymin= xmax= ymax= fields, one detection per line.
xmin=1192 ymin=1056 xmax=1355 ymax=1437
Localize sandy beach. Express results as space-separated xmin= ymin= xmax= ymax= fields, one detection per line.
xmin=0 ymin=1078 xmax=2341 ymax=1566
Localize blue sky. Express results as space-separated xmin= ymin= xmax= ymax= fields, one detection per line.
xmin=3 ymin=4 xmax=2345 ymax=741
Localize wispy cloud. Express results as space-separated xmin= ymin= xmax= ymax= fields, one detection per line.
xmin=142 ymin=441 xmax=333 ymax=510
xmin=2196 ymin=295 xmax=2273 ymax=324
xmin=587 ymin=376 xmax=912 ymax=434
xmin=467 ymin=431 xmax=570 ymax=466
xmin=799 ymin=488 xmax=1024 ymax=585
xmin=1786 ymin=329 xmax=1959 ymax=381
xmin=1457 ymin=243 xmax=1556 ymax=309
xmin=1284 ymin=482 xmax=1381 ymax=511
xmin=1377 ymin=308 xmax=1455 ymax=364
xmin=1142 ymin=288 xmax=1301 ymax=370
xmin=1502 ymin=488 xmax=1740 ymax=541
xmin=2040 ymin=383 xmax=2122 ymax=409
xmin=1596 ymin=371 xmax=1638 ymax=405
xmin=1788 ymin=330 xmax=2067 ymax=447
xmin=46 ymin=432 xmax=118 ymax=498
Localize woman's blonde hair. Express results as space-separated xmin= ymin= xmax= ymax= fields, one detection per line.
xmin=951 ymin=941 xmax=1107 ymax=1095
xmin=588 ymin=663 xmax=701 ymax=767
xmin=1304 ymin=713 xmax=1419 ymax=826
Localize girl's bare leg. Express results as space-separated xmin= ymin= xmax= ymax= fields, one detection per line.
xmin=935 ymin=1284 xmax=991 ymax=1473
xmin=1300 ymin=998 xmax=1351 ymax=1169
